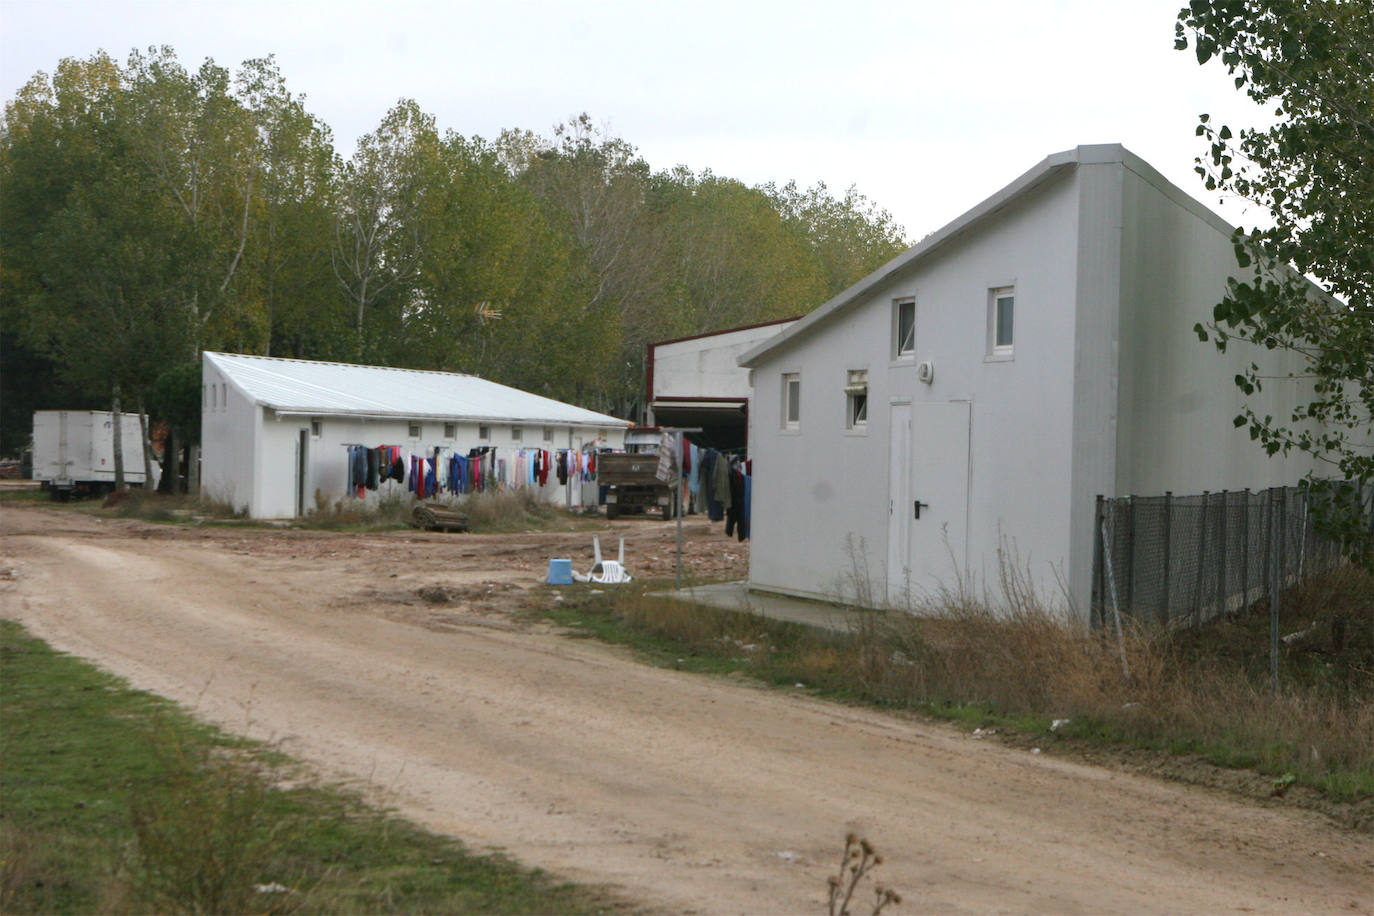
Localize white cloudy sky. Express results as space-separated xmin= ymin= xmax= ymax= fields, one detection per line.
xmin=1 ymin=0 xmax=1271 ymax=239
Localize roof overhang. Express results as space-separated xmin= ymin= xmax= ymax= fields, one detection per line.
xmin=737 ymin=145 xmax=1093 ymax=369
xmin=268 ymin=406 xmax=629 ymax=429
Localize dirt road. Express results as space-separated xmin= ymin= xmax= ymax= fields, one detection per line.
xmin=2 ymin=504 xmax=1370 ymax=914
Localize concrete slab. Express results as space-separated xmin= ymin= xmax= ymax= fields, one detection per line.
xmin=654 ymin=581 xmax=860 ymax=633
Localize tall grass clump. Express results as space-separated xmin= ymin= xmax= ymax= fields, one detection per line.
xmin=114 ymin=736 xmax=306 ymax=914
xmin=458 ymin=489 xmax=560 ymax=532
xmin=304 ymin=490 xmax=414 ymax=529
xmin=565 ymin=555 xmax=1372 ymax=807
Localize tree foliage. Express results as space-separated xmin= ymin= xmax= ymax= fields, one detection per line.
xmin=1177 ymin=0 xmax=1374 ymax=561
xmin=3 ymin=52 xmax=910 ymax=463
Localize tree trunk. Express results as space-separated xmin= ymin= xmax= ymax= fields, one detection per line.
xmin=168 ymin=427 xmax=182 ymax=495
xmin=188 ymin=443 xmax=201 ymax=496
xmin=111 ymin=385 xmax=126 ymax=490
xmin=137 ymin=401 xmax=155 ymax=489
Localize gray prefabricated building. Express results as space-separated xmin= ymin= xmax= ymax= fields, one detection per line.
xmin=739 ymin=144 xmax=1320 ymax=619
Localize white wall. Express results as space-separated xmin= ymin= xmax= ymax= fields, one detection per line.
xmin=202 ymin=358 xmax=629 ymax=519
xmin=200 ymin=364 xmax=260 ymax=514
xmin=31 ymin=411 xmax=157 ymax=486
xmin=1115 ymin=157 xmax=1317 ymax=497
xmin=299 ymin=415 xmax=622 ymax=516
xmin=748 ymin=169 xmax=1084 ymax=606
xmin=652 ymin=322 xmax=797 ymax=401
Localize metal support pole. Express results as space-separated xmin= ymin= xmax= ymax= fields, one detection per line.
xmin=1193 ymin=491 xmax=1210 ymax=627
xmin=675 ymin=434 xmax=684 ymax=591
xmin=659 ymin=426 xmax=701 ymax=592
xmin=1161 ymin=491 xmax=1172 ymax=626
xmin=1093 ymin=494 xmax=1105 ymax=628
xmin=1218 ymin=490 xmax=1228 ymax=617
xmin=1241 ymin=488 xmax=1250 ymax=615
xmin=1270 ymin=488 xmax=1282 ymax=694
xmin=1100 ymin=508 xmax=1130 ymax=680
xmin=1125 ymin=495 xmax=1136 ymax=614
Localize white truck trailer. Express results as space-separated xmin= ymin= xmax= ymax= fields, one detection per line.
xmin=31 ymin=410 xmax=158 ymax=498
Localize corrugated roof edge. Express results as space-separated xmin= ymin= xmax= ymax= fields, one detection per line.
xmin=203 ymin=351 xmax=632 ymax=428
xmin=737 ymin=144 xmax=1100 ymax=369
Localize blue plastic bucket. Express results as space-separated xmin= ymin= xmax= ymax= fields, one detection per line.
xmin=547 ymin=558 xmax=573 ymax=585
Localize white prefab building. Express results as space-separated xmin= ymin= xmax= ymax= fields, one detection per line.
xmin=739 ymin=144 xmax=1317 ymax=619
xmin=202 ymin=352 xmax=630 ymax=518
xmin=646 ymin=318 xmax=797 ymax=450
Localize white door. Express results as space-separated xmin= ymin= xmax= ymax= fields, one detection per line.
xmin=886 ymin=403 xmax=912 ymax=604
xmin=908 ymin=401 xmax=971 ymax=595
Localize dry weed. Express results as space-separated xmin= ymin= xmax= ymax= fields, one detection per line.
xmin=826 ymin=833 xmax=901 ymax=916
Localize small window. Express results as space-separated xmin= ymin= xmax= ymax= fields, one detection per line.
xmin=894 ymin=298 xmax=916 ymax=357
xmin=782 ymin=372 xmax=801 ymax=430
xmin=543 ymin=426 xmax=554 ymax=442
xmin=311 ymin=419 xmax=322 ymax=438
xmin=444 ymin=422 xmax=457 ymax=439
xmin=988 ymin=286 xmax=1015 ymax=358
xmin=845 ymin=370 xmax=868 ymax=429
xmin=479 ymin=425 xmax=490 ymax=440
xmin=408 ymin=422 xmax=421 ymax=438
xmin=511 ymin=426 xmax=523 ymax=442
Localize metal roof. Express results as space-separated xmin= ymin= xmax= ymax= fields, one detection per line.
xmin=204 ymin=352 xmax=631 ymax=428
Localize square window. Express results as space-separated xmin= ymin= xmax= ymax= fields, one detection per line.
xmin=845 ymin=370 xmax=868 ymax=429
xmin=782 ymin=373 xmax=801 ymax=430
xmin=511 ymin=426 xmax=523 ymax=441
xmin=444 ymin=422 xmax=457 ymax=439
xmin=479 ymin=425 xmax=490 ymax=440
xmin=988 ymin=286 xmax=1015 ymax=358
xmin=408 ymin=422 xmax=421 ymax=438
xmin=543 ymin=426 xmax=554 ymax=442
xmin=311 ymin=419 xmax=322 ymax=438
xmin=894 ymin=299 xmax=916 ymax=357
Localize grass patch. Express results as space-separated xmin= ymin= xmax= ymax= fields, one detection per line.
xmin=0 ymin=620 xmax=623 ymax=914
xmin=534 ymin=567 xmax=1374 ymax=815
xmin=0 ymin=487 xmax=51 ymax=504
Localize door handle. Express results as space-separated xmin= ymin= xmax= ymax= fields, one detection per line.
xmin=914 ymin=500 xmax=928 ymax=519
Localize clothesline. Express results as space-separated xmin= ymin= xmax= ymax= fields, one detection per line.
xmin=341 ymin=443 xmax=597 ymax=500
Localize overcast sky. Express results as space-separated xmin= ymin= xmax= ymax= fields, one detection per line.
xmin=1 ymin=0 xmax=1271 ymax=239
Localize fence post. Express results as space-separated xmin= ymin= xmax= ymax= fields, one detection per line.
xmin=1270 ymin=487 xmax=1282 ymax=695
xmin=1126 ymin=495 xmax=1136 ymax=615
xmin=1241 ymin=488 xmax=1250 ymax=615
xmin=1093 ymin=494 xmax=1105 ymax=628
xmin=1162 ymin=491 xmax=1173 ymax=627
xmin=1193 ymin=491 xmax=1210 ymax=627
xmin=1218 ymin=489 xmax=1228 ymax=617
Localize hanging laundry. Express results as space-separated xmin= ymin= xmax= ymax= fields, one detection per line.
xmin=655 ymin=431 xmax=677 ymax=483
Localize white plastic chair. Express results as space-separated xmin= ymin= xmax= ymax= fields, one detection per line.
xmin=587 ymin=536 xmax=632 ymax=584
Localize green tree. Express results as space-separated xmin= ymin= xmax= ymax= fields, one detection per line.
xmin=1177 ymin=0 xmax=1374 ymax=561
xmin=121 ymin=47 xmax=265 ymax=356
xmin=333 ymin=100 xmax=439 ymax=361
xmin=762 ymin=179 xmax=907 ymax=293
xmin=399 ymin=132 xmax=612 ymax=401
xmin=2 ymin=53 xmax=189 ymax=484
xmin=502 ymin=115 xmax=667 ymax=416
xmin=3 ymin=48 xmax=337 ymax=482
xmin=239 ymin=62 xmax=344 ymax=359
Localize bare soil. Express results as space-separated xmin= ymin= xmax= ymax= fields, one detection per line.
xmin=2 ymin=503 xmax=1370 ymax=915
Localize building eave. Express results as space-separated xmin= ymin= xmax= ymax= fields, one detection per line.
xmin=737 ymin=145 xmax=1094 ymax=369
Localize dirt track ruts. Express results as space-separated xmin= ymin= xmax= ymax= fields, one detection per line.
xmin=2 ymin=504 xmax=1370 ymax=915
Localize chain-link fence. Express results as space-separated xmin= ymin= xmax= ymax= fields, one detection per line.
xmin=1090 ymin=487 xmax=1351 ymax=630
